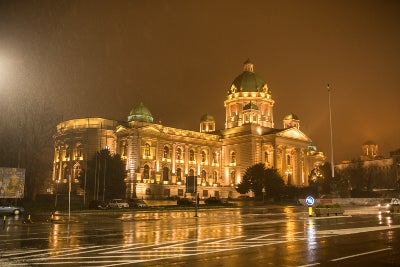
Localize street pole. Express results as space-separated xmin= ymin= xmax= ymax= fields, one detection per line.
xmin=195 ymin=192 xmax=198 ymax=218
xmin=328 ymin=84 xmax=335 ymax=178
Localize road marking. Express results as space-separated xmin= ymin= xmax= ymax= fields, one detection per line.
xmin=316 ymin=225 xmax=400 ymax=236
xmin=247 ymin=233 xmax=277 ymax=240
xmin=330 ymin=248 xmax=392 ymax=262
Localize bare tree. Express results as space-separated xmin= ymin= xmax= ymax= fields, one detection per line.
xmin=0 ymin=94 xmax=60 ymax=200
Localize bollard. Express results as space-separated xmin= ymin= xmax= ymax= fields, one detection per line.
xmin=3 ymin=215 xmax=6 ymax=229
xmin=308 ymin=206 xmax=313 ymax=217
xmin=27 ymin=214 xmax=33 ymax=223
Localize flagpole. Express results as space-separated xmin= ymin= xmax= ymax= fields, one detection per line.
xmin=328 ymin=84 xmax=335 ymax=178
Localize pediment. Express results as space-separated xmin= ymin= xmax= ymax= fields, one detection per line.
xmin=141 ymin=125 xmax=161 ymax=133
xmin=276 ymin=127 xmax=312 ymax=142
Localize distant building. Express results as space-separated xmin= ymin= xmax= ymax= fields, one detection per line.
xmin=336 ymin=141 xmax=399 ymax=191
xmin=52 ymin=60 xmax=325 ymax=199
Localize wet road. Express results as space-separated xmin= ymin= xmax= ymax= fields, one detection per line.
xmin=1 ymin=205 xmax=399 ymax=266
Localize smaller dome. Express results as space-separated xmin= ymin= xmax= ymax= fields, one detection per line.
xmin=200 ymin=113 xmax=215 ymax=122
xmin=243 ymin=102 xmax=259 ymax=110
xmin=363 ymin=140 xmax=376 ymax=146
xmin=128 ymin=102 xmax=153 ymax=123
xmin=284 ymin=112 xmax=299 ymax=120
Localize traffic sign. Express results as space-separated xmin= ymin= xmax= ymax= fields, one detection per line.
xmin=305 ymin=196 xmax=315 ymax=206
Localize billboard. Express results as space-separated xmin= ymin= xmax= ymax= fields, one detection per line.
xmin=0 ymin=167 xmax=25 ymax=198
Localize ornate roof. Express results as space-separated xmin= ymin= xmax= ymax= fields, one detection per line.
xmin=127 ymin=102 xmax=153 ymax=123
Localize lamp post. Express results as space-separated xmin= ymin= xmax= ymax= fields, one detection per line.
xmin=328 ymin=84 xmax=335 ymax=178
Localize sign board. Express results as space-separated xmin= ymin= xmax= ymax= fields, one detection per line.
xmin=305 ymin=196 xmax=315 ymax=206
xmin=0 ymin=167 xmax=25 ymax=198
xmin=186 ymin=176 xmax=197 ymax=193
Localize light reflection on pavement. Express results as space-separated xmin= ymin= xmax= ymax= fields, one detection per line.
xmin=0 ymin=205 xmax=399 ymax=266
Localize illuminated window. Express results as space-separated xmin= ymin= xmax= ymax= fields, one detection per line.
xmin=213 ymin=152 xmax=219 ymax=164
xmin=176 ymin=147 xmax=182 ymax=160
xmin=163 ymin=146 xmax=169 ymax=159
xmin=201 ymin=170 xmax=207 ymax=184
xmin=143 ymin=165 xmax=150 ymax=180
xmin=176 ymin=168 xmax=182 ymax=180
xmin=287 ymin=155 xmax=291 ymax=166
xmin=231 ymin=151 xmax=236 ymax=163
xmin=213 ymin=171 xmax=218 ymax=183
xmin=230 ymin=170 xmax=236 ymax=185
xmin=189 ymin=149 xmax=195 ymax=162
xmin=65 ymin=145 xmax=70 ymax=159
xmin=75 ymin=143 xmax=82 ymax=158
xmin=144 ymin=143 xmax=150 ymax=157
xmin=201 ymin=151 xmax=206 ymax=163
xmin=265 ymin=151 xmax=269 ymax=163
xmin=73 ymin=163 xmax=81 ymax=179
xmin=163 ymin=167 xmax=169 ymax=181
xmin=121 ymin=142 xmax=127 ymax=158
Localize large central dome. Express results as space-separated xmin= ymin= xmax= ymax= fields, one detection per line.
xmin=229 ymin=59 xmax=269 ymax=94
xmin=127 ymin=102 xmax=154 ymax=123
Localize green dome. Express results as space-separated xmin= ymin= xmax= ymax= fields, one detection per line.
xmin=284 ymin=112 xmax=299 ymax=120
xmin=128 ymin=102 xmax=153 ymax=123
xmin=229 ymin=59 xmax=268 ymax=94
xmin=200 ymin=113 xmax=215 ymax=122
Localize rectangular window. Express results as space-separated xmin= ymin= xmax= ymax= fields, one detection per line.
xmin=178 ymin=189 xmax=184 ymax=196
xmin=163 ymin=189 xmax=170 ymax=196
xmin=202 ymin=190 xmax=208 ymax=197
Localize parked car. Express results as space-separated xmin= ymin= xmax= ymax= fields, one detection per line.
xmin=204 ymin=197 xmax=225 ymax=205
xmin=390 ymin=198 xmax=400 ymax=205
xmin=108 ymin=199 xmax=129 ymax=209
xmin=128 ymin=198 xmax=148 ymax=208
xmin=0 ymin=204 xmax=25 ymax=215
xmin=177 ymin=198 xmax=194 ymax=206
xmin=88 ymin=200 xmax=109 ymax=210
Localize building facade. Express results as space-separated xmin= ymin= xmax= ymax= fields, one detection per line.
xmin=52 ymin=60 xmax=325 ymax=199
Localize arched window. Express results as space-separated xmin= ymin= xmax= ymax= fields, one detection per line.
xmin=163 ymin=167 xmax=169 ymax=181
xmin=189 ymin=169 xmax=194 ymax=176
xmin=231 ymin=151 xmax=236 ymax=163
xmin=121 ymin=142 xmax=127 ymax=157
xmin=176 ymin=168 xmax=182 ymax=180
xmin=65 ymin=145 xmax=70 ymax=159
xmin=201 ymin=151 xmax=206 ymax=163
xmin=213 ymin=171 xmax=218 ymax=183
xmin=201 ymin=170 xmax=207 ymax=184
xmin=75 ymin=143 xmax=82 ymax=158
xmin=176 ymin=147 xmax=182 ymax=160
xmin=163 ymin=146 xmax=169 ymax=159
xmin=189 ymin=149 xmax=195 ymax=161
xmin=143 ymin=165 xmax=150 ymax=180
xmin=73 ymin=162 xmax=81 ymax=179
xmin=230 ymin=170 xmax=236 ymax=185
xmin=265 ymin=151 xmax=269 ymax=163
xmin=144 ymin=143 xmax=151 ymax=157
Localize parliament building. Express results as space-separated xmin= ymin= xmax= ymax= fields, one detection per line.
xmin=52 ymin=60 xmax=325 ymax=199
